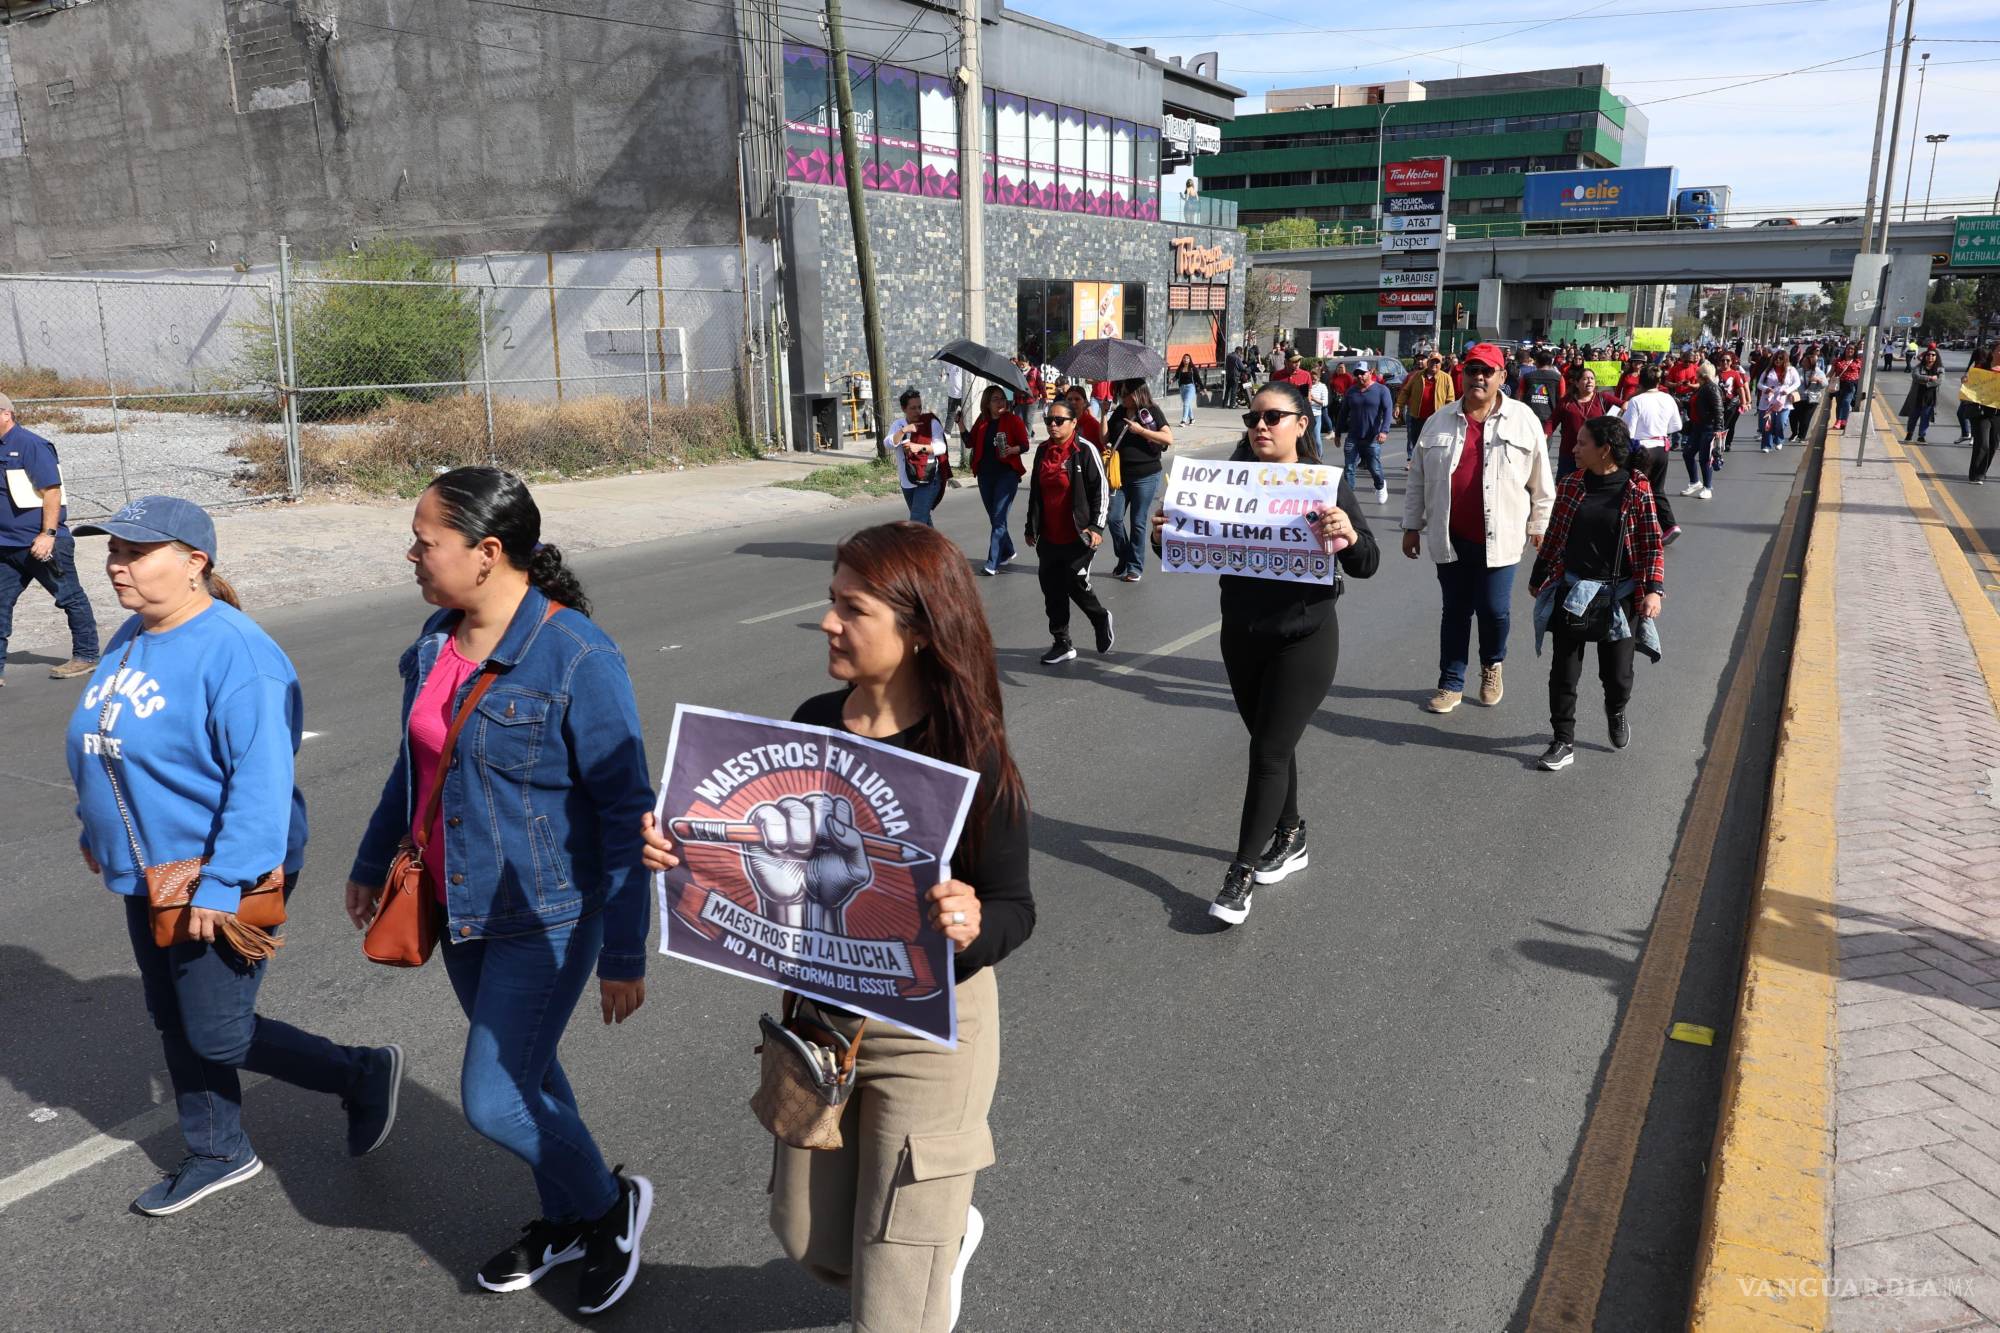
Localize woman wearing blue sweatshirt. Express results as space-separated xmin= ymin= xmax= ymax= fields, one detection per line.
xmin=65 ymin=495 xmax=404 ymax=1217
xmin=343 ymin=467 xmax=656 ymax=1318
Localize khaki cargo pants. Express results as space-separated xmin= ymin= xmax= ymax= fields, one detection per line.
xmin=771 ymin=968 xmax=1000 ymax=1333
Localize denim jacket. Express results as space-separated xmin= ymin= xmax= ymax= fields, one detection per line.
xmin=348 ymin=587 xmax=654 ymax=980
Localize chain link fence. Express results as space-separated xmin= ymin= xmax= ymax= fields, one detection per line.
xmin=0 ymin=242 xmax=765 ymax=517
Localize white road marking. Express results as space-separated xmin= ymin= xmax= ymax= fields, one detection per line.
xmin=739 ymin=599 xmax=829 ymax=625
xmin=0 ymin=1075 xmax=267 ymax=1213
xmin=301 ymin=731 xmax=322 ymax=740
xmin=1107 ymin=620 xmax=1223 ymax=676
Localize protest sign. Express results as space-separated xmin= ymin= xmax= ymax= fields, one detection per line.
xmin=1585 ymin=361 xmax=1623 ymax=389
xmin=1962 ymin=366 xmax=2000 ymax=411
xmin=1160 ymin=453 xmax=1343 ymax=585
xmin=653 ymin=704 xmax=979 ymax=1047
xmin=1631 ymin=327 xmax=1671 ymax=354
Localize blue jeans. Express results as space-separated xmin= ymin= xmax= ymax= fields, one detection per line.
xmin=1906 ymin=405 xmax=1935 ymax=441
xmin=442 ymin=912 xmax=619 ymax=1224
xmin=124 ymin=886 xmax=369 ymax=1162
xmin=902 ymin=471 xmax=945 ymax=526
xmin=1113 ymin=471 xmax=1163 ymax=575
xmin=1435 ymin=536 xmax=1516 ymax=692
xmin=1834 ymin=383 xmax=1856 ymax=423
xmin=0 ymin=529 xmax=100 ymax=677
xmin=976 ymin=466 xmax=1018 ymax=571
xmin=1179 ymin=382 xmax=1198 ymax=423
xmin=1760 ymin=409 xmax=1790 ymax=450
xmin=1343 ymin=438 xmax=1384 ymax=492
xmin=1682 ymin=426 xmax=1715 ymax=488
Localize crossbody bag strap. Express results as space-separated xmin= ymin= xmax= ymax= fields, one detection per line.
xmin=95 ymin=635 xmax=148 ymax=874
xmin=413 ymin=602 xmax=559 ymax=852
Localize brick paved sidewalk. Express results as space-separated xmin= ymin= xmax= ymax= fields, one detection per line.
xmin=1829 ymin=422 xmax=2000 ymax=1331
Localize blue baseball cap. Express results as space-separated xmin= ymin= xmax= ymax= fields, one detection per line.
xmin=72 ymin=495 xmax=218 ymax=561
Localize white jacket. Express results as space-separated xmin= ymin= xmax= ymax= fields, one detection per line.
xmin=1402 ymin=395 xmax=1555 ymax=567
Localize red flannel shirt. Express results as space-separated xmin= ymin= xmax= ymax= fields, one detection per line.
xmin=1528 ymin=469 xmax=1666 ymax=595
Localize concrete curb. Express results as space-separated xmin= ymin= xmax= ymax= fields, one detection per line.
xmin=1686 ymin=439 xmax=1841 ymax=1331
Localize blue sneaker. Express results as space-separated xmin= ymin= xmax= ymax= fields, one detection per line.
xmin=345 ymin=1043 xmax=404 ymax=1157
xmin=133 ymin=1152 xmax=263 ymax=1216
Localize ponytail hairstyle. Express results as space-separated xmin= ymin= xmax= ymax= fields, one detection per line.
xmin=174 ymin=542 xmax=242 ymax=609
xmin=831 ymin=523 xmax=1025 ymax=863
xmin=426 ymin=465 xmax=591 ymax=616
xmin=1229 ymin=380 xmax=1322 ymax=466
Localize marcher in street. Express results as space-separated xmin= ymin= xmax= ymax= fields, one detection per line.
xmin=1024 ymin=402 xmax=1113 ymax=664
xmin=1903 ymin=348 xmax=1943 ymax=443
xmin=1149 ymin=381 xmax=1378 ymax=925
xmin=1967 ymin=343 xmax=2000 ymax=485
xmin=1174 ymin=354 xmax=1201 ymax=426
xmin=0 ymin=393 xmax=99 ymax=683
xmin=1398 ymin=353 xmax=1454 ymax=467
xmin=1619 ymin=366 xmax=1684 ymax=544
xmin=967 ymin=386 xmax=1029 ymax=577
xmin=1224 ymin=345 xmax=1246 ymax=409
xmin=1550 ymin=368 xmax=1612 ymax=482
xmin=345 ymin=467 xmax=655 ymax=1316
xmin=1104 ymin=380 xmax=1173 ymax=583
xmin=65 ymin=495 xmax=402 ymax=1217
xmin=1527 ymin=416 xmax=1666 ymax=771
xmin=1339 ymin=361 xmax=1394 ymax=506
xmin=1519 ymin=348 xmax=1565 ymax=431
xmin=1402 ymin=342 xmax=1555 ymax=715
xmin=1718 ymin=351 xmax=1752 ymax=449
xmin=1681 ymin=361 xmax=1724 ymax=501
xmin=640 ymin=521 xmax=1033 ymax=1333
xmin=1756 ymin=350 xmax=1801 ymax=454
xmin=885 ymin=387 xmax=949 ymax=527
xmin=1793 ymin=352 xmax=1827 ymax=443
xmin=1831 ymin=346 xmax=1861 ymax=432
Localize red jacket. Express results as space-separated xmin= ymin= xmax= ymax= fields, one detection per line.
xmin=968 ymin=412 xmax=1029 ymax=476
xmin=1529 ymin=470 xmax=1666 ymax=595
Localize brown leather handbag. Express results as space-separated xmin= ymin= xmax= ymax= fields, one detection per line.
xmin=94 ymin=638 xmax=288 ymax=962
xmin=751 ymin=993 xmax=866 ymax=1151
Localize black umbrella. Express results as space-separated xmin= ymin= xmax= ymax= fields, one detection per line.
xmin=1051 ymin=338 xmax=1164 ymax=382
xmin=932 ymin=339 xmax=1028 ymax=397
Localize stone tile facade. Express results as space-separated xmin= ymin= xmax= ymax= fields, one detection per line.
xmin=0 ymin=32 xmax=21 ymax=160
xmin=789 ymin=183 xmax=1245 ymax=397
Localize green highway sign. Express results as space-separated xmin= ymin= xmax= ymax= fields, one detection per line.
xmin=1951 ymin=214 xmax=2000 ymax=268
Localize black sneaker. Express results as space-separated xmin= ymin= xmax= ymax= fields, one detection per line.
xmin=476 ymin=1217 xmax=587 ymax=1293
xmin=1252 ymin=821 xmax=1308 ymax=885
xmin=1609 ymin=712 xmax=1631 ymax=750
xmin=1092 ymin=609 xmax=1115 ymax=655
xmin=1210 ymin=862 xmax=1255 ymax=925
xmin=1039 ymin=638 xmax=1076 ymax=666
xmin=577 ymin=1168 xmax=653 ymax=1315
xmin=1538 ymin=741 xmax=1575 ymax=771
xmin=343 ymin=1043 xmax=404 ymax=1157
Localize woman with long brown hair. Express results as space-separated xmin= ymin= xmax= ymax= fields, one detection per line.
xmin=639 ymin=521 xmax=1032 ymax=1333
xmin=966 ymin=384 xmax=1029 ymax=576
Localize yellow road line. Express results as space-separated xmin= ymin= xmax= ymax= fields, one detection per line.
xmin=1902 ymin=426 xmax=2000 ymax=591
xmin=1686 ymin=438 xmax=1842 ymax=1332
xmin=1528 ymin=436 xmax=1818 ymax=1332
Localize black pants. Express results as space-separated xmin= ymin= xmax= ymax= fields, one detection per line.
xmin=1722 ymin=406 xmax=1742 ymax=447
xmin=1970 ymin=412 xmax=1998 ymax=483
xmin=1633 ymin=446 xmax=1678 ymax=533
xmin=1037 ymin=539 xmax=1105 ymax=640
xmin=1221 ymin=618 xmax=1339 ymax=865
xmin=1547 ymin=625 xmax=1636 ymax=744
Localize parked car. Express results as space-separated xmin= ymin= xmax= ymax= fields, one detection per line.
xmin=1752 ymin=217 xmax=1801 ymax=228
xmin=1335 ymin=356 xmax=1407 ymax=389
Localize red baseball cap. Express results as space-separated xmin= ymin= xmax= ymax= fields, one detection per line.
xmin=1462 ymin=342 xmax=1506 ymax=370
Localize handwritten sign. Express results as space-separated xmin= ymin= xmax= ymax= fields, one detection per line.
xmin=1631 ymin=327 xmax=1671 ymax=353
xmin=1585 ymin=361 xmax=1624 ymax=389
xmin=1160 ymin=454 xmax=1341 ymax=585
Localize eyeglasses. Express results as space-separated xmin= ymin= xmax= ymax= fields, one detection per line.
xmin=1046 ymin=414 xmax=1073 ymax=425
xmin=1241 ymin=409 xmax=1304 ymax=428
xmin=1462 ymin=363 xmax=1500 ymax=377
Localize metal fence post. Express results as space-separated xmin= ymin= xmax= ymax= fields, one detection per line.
xmin=264 ymin=279 xmax=294 ymax=497
xmin=477 ymin=288 xmax=497 ymax=465
xmin=277 ymin=236 xmax=303 ymax=497
xmin=641 ymin=290 xmax=655 ymax=437
xmin=91 ymin=280 xmax=133 ymax=503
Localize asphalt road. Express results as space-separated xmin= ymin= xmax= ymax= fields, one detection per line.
xmin=1876 ymin=354 xmax=1999 ymax=599
xmin=0 ymin=422 xmax=1812 ymax=1332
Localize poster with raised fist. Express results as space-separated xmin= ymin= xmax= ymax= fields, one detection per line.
xmin=652 ymin=704 xmax=980 ymax=1046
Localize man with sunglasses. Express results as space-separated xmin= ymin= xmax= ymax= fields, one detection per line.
xmin=1401 ymin=342 xmax=1555 ymax=715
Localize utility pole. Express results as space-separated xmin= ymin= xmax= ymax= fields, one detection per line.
xmin=1859 ymin=0 xmax=1901 ymax=257
xmin=956 ymin=0 xmax=984 ymax=345
xmin=1900 ymin=52 xmax=1930 ymax=222
xmin=1858 ymin=0 xmax=1917 ymax=468
xmin=1923 ymin=133 xmax=1949 ymax=219
xmin=826 ymin=0 xmax=891 ymax=458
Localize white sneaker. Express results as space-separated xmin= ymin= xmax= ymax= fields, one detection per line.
xmin=949 ymin=1204 xmax=984 ymax=1330
xmin=1699 ymin=487 xmax=1713 ymax=500
xmin=1680 ymin=482 xmax=1702 ymax=497
xmin=1375 ymin=485 xmax=1389 ymax=505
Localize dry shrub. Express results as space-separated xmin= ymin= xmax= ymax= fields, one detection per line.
xmin=15 ymin=405 xmax=85 ymax=429
xmin=1 ymin=364 xmax=265 ymax=416
xmin=234 ymin=392 xmax=758 ymax=497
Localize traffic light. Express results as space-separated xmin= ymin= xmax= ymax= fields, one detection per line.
xmin=1453 ymin=302 xmax=1468 ymax=329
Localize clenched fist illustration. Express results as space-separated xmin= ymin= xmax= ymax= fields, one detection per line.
xmin=739 ymin=793 xmax=874 ymax=933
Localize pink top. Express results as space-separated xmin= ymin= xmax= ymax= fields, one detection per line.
xmin=409 ymin=637 xmax=481 ymax=901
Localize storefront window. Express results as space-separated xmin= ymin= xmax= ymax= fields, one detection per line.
xmin=1135 ymin=125 xmax=1160 ymax=220
xmin=1057 ymin=106 xmax=1085 ymax=212
xmin=873 ymin=64 xmax=921 ymax=195
xmin=1016 ymin=280 xmax=1144 ymax=363
xmin=1111 ymin=119 xmax=1135 ymax=218
xmin=1043 ymin=279 xmax=1073 ymax=360
xmin=918 ymin=74 xmax=957 ymax=198
xmin=782 ymin=44 xmax=835 ymax=185
xmin=1026 ymin=100 xmax=1057 ymax=210
xmin=1018 ymin=279 xmax=1046 ymax=365
xmin=1123 ymin=283 xmax=1146 ymax=342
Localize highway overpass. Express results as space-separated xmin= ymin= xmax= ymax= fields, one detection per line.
xmin=1252 ymin=218 xmax=1965 ymax=292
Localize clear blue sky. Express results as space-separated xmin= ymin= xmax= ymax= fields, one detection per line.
xmin=1006 ymin=0 xmax=2000 ymax=218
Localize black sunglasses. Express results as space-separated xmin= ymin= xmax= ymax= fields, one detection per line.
xmin=1241 ymin=408 xmax=1304 ymax=428
xmin=1046 ymin=414 xmax=1073 ymax=425
xmin=1462 ymin=363 xmax=1500 ymax=377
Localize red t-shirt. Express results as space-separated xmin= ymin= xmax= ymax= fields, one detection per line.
xmin=1283 ymin=368 xmax=1313 ymax=390
xmin=409 ymin=637 xmax=482 ymax=902
xmin=1420 ymin=377 xmax=1437 ymax=417
xmin=1036 ymin=441 xmax=1080 ymax=546
xmin=1074 ymin=411 xmax=1103 ymax=447
xmin=1448 ymin=416 xmax=1486 ymax=547
xmin=1329 ymin=370 xmax=1355 ymax=398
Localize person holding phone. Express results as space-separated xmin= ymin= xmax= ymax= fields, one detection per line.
xmin=641 ymin=521 xmax=1034 ymax=1333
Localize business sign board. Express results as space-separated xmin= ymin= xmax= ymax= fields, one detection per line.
xmin=1383 ymin=214 xmax=1443 ymax=233
xmin=1375 ymin=311 xmax=1433 ymax=328
xmin=1520 ymin=166 xmax=1679 ymax=223
xmin=1950 ymin=215 xmax=2000 ymax=268
xmin=1381 ymin=232 xmax=1442 ymax=253
xmin=1379 ymin=268 xmax=1440 ymax=290
xmin=1385 ymin=160 xmax=1447 ymax=194
xmin=1378 ymin=289 xmax=1437 ymax=309
xmin=1386 ymin=192 xmax=1445 ymax=217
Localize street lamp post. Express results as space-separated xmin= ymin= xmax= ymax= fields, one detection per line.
xmin=1900 ymin=52 xmax=1931 ymax=221
xmin=1923 ymin=133 xmax=1949 ymax=219
xmin=1373 ymin=103 xmax=1395 ymax=229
